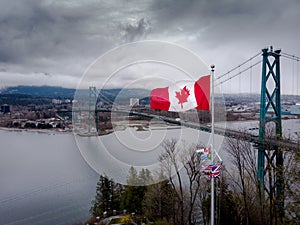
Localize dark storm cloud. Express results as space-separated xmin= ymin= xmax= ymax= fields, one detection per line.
xmin=0 ymin=0 xmax=299 ymax=91
xmin=0 ymin=1 xmax=102 ymax=62
xmin=0 ymin=0 xmax=153 ymax=87
xmin=145 ymin=0 xmax=300 ymax=94
xmin=148 ymin=0 xmax=300 ymax=47
xmin=121 ymin=18 xmax=151 ymax=42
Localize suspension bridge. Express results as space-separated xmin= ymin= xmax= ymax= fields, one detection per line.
xmin=57 ymin=46 xmax=300 ymax=223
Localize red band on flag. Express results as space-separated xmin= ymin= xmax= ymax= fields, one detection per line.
xmin=150 ymin=87 xmax=170 ymax=110
xmin=194 ymin=75 xmax=210 ymax=110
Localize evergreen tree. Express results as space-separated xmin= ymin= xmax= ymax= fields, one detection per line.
xmin=217 ymin=176 xmax=239 ymax=225
xmin=201 ymin=175 xmax=240 ymax=225
xmin=90 ymin=175 xmax=123 ymax=217
xmin=121 ymin=167 xmax=152 ymax=215
xmin=142 ymin=178 xmax=177 ymax=223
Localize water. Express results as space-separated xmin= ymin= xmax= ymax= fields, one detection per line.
xmin=74 ymin=126 xmax=220 ymax=185
xmin=0 ymin=130 xmax=99 ymax=225
xmin=1 ymin=119 xmax=298 ymax=225
xmin=220 ymin=119 xmax=300 ymax=140
xmin=0 ymin=125 xmax=218 ymax=225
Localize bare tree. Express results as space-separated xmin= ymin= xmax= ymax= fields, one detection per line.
xmin=181 ymin=143 xmax=203 ymax=225
xmin=225 ymin=131 xmax=262 ymax=225
xmin=159 ymin=139 xmax=207 ymax=225
xmin=225 ymin=124 xmax=295 ymax=225
xmin=283 ymin=144 xmax=300 ymax=224
xmin=159 ymin=138 xmax=185 ymax=225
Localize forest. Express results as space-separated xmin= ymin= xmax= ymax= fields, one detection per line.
xmin=86 ymin=134 xmax=300 ymax=225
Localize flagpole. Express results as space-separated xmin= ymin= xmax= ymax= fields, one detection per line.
xmin=210 ymin=64 xmax=215 ymax=225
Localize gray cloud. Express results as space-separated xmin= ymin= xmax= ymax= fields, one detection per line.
xmin=0 ymin=0 xmax=299 ymax=93
xmin=121 ymin=18 xmax=151 ymax=42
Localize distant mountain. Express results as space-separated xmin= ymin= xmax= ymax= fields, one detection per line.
xmin=0 ymin=93 xmax=52 ymax=106
xmin=98 ymin=88 xmax=150 ymax=105
xmin=0 ymin=86 xmax=151 ymax=104
xmin=1 ymin=86 xmax=76 ymax=99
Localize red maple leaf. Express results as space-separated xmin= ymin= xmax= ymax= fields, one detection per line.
xmin=175 ymin=86 xmax=190 ymax=109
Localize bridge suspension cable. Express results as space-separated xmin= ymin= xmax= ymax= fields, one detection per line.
xmin=281 ymin=52 xmax=300 ymax=61
xmin=280 ymin=51 xmax=300 ymax=95
xmin=98 ymin=91 xmax=115 ymax=105
xmin=215 ymin=60 xmax=262 ymax=87
xmin=215 ymin=51 xmax=261 ymax=81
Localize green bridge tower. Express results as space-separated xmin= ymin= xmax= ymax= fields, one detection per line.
xmin=258 ymin=47 xmax=284 ymax=221
xmin=88 ymin=86 xmax=98 ymax=133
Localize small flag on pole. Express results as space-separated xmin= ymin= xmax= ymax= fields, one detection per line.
xmin=201 ymin=165 xmax=211 ymax=175
xmin=209 ymin=165 xmax=221 ymax=179
xmin=196 ymin=147 xmax=211 ymax=161
xmin=196 ymin=147 xmax=210 ymax=153
xmin=201 ymin=164 xmax=221 ymax=178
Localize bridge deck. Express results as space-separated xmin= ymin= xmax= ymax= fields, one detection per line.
xmin=57 ymin=109 xmax=299 ymax=151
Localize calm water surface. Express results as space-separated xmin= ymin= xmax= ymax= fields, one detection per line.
xmin=0 ymin=130 xmax=99 ymax=225
xmin=0 ymin=126 xmax=213 ymax=225
xmin=1 ymin=119 xmax=298 ymax=225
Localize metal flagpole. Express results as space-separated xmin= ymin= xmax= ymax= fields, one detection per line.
xmin=210 ymin=64 xmax=215 ymax=225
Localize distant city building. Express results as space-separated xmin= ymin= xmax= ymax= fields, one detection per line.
xmin=129 ymin=98 xmax=139 ymax=106
xmin=1 ymin=104 xmax=10 ymax=113
xmin=52 ymin=99 xmax=62 ymax=104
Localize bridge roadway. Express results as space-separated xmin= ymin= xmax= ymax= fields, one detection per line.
xmin=58 ymin=108 xmax=299 ymax=151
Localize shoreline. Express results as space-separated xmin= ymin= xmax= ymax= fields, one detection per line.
xmin=0 ymin=126 xmax=73 ymax=135
xmin=0 ymin=123 xmax=183 ymax=137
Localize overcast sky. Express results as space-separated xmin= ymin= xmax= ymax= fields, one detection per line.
xmin=0 ymin=0 xmax=300 ymax=94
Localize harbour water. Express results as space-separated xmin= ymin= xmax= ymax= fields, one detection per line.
xmin=0 ymin=118 xmax=299 ymax=225
xmin=0 ymin=126 xmax=213 ymax=225
xmin=0 ymin=130 xmax=99 ymax=225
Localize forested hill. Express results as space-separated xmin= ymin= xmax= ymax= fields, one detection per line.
xmin=0 ymin=86 xmax=76 ymax=99
xmin=0 ymin=86 xmax=151 ymax=104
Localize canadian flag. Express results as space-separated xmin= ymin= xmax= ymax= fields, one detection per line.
xmin=196 ymin=147 xmax=210 ymax=154
xmin=150 ymin=75 xmax=210 ymax=111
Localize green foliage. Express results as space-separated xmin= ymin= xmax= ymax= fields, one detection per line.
xmin=142 ymin=179 xmax=176 ymax=222
xmin=201 ymin=176 xmax=240 ymax=225
xmin=108 ymin=217 xmax=122 ymax=224
xmin=119 ymin=214 xmax=132 ymax=224
xmin=217 ymin=178 xmax=239 ymax=225
xmin=90 ymin=175 xmax=123 ymax=217
xmin=121 ymin=167 xmax=152 ymax=215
